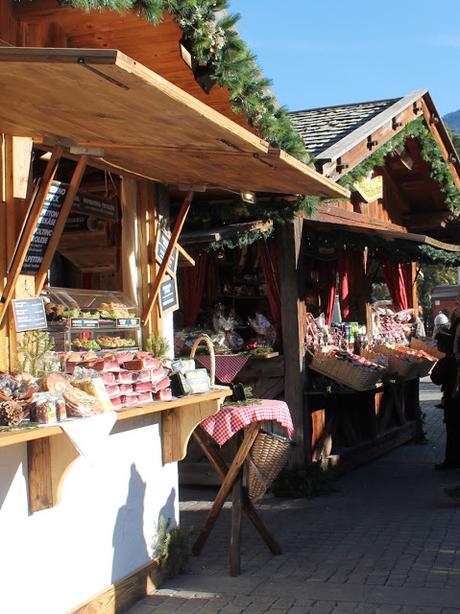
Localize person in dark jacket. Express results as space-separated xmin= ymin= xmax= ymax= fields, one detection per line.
xmin=431 ymin=331 xmax=460 ymax=470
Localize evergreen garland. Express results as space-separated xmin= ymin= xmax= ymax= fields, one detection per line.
xmin=303 ymin=227 xmax=460 ymax=267
xmin=27 ymin=0 xmax=307 ymax=161
xmin=338 ymin=117 xmax=460 ymax=216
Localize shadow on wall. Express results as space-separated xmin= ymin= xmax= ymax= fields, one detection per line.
xmin=111 ymin=465 xmax=177 ymax=612
xmin=111 ymin=463 xmax=148 ymax=584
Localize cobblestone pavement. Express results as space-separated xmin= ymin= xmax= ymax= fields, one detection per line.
xmin=128 ymin=380 xmax=460 ymax=613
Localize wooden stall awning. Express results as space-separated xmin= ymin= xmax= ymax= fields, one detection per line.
xmin=0 ymin=48 xmax=348 ymax=199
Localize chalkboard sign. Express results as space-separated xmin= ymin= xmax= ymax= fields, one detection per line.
xmin=21 ymin=180 xmax=69 ymax=274
xmin=72 ymin=194 xmax=117 ymax=221
xmin=155 ymin=230 xmax=178 ymax=276
xmin=159 ymin=275 xmax=179 ymax=315
xmin=12 ymin=298 xmax=47 ymax=333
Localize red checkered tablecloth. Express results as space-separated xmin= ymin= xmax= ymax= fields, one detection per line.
xmin=200 ymin=399 xmax=294 ymax=446
xmin=195 ymin=354 xmax=250 ymax=384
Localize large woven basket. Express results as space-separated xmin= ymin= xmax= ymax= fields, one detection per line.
xmin=373 ymin=344 xmax=432 ymax=379
xmin=410 ymin=337 xmax=445 ymax=361
xmin=308 ymin=348 xmax=383 ymax=391
xmin=247 ymin=431 xmax=293 ymax=501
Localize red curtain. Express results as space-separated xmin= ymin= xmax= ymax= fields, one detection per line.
xmin=318 ymin=259 xmax=337 ymax=326
xmin=383 ymin=260 xmax=413 ymax=311
xmin=181 ymin=252 xmax=209 ymax=327
xmin=338 ymin=250 xmax=366 ymax=321
xmin=258 ymin=239 xmax=282 ymax=343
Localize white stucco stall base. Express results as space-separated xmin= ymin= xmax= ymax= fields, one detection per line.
xmin=0 ymin=413 xmax=178 ymax=614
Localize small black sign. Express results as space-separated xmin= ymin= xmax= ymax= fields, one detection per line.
xmin=70 ymin=318 xmax=100 ymax=329
xmin=21 ymin=180 xmax=69 ymax=274
xmin=159 ymin=276 xmax=179 ymax=315
xmin=116 ymin=318 xmax=140 ymax=329
xmin=72 ymin=194 xmax=117 ymax=221
xmin=12 ymin=298 xmax=47 ymax=333
xmin=155 ymin=230 xmax=178 ymax=276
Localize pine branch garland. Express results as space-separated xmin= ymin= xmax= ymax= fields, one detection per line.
xmin=338 ymin=117 xmax=460 ymax=216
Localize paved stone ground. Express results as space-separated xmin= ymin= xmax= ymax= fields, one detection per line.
xmin=128 ymin=380 xmax=460 ymax=613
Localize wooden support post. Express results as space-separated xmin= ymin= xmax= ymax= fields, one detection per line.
xmin=0 ymin=134 xmax=7 ymax=370
xmin=230 ymin=431 xmax=243 ymax=576
xmin=410 ymin=261 xmax=418 ymax=312
xmin=193 ymin=423 xmax=259 ymax=556
xmin=279 ymin=217 xmax=307 ymax=467
xmin=35 ymin=155 xmax=88 ymax=294
xmin=142 ymin=191 xmax=193 ymax=323
xmin=0 ymin=147 xmax=63 ymax=327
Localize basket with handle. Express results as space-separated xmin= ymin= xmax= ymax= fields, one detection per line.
xmin=190 ymin=334 xmax=216 ymax=387
xmin=246 ymin=431 xmax=293 ymax=500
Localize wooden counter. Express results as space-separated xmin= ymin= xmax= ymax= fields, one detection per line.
xmin=0 ymin=387 xmax=231 ymax=513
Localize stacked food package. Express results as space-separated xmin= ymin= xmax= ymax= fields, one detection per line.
xmin=65 ymin=351 xmax=172 ymax=408
xmin=0 ymin=351 xmax=173 ymax=427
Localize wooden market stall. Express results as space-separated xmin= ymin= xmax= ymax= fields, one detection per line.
xmin=0 ymin=5 xmax=348 ymax=609
xmin=282 ymin=90 xmax=460 ymax=469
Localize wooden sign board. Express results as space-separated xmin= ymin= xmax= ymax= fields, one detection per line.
xmin=21 ymin=180 xmax=69 ymax=274
xmin=159 ymin=275 xmax=179 ymax=315
xmin=12 ymin=298 xmax=47 ymax=332
xmin=155 ymin=230 xmax=179 ymax=277
xmin=72 ymin=193 xmax=118 ymax=221
xmin=353 ymin=175 xmax=383 ymax=203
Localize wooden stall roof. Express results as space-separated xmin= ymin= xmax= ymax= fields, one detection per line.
xmin=0 ymin=47 xmax=348 ymax=198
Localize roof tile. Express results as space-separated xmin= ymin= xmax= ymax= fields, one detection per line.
xmin=289 ymin=99 xmax=400 ymax=156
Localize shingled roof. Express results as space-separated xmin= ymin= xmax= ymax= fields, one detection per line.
xmin=289 ymin=98 xmax=400 ymax=157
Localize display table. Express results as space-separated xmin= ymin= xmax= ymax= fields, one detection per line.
xmin=192 ymin=400 xmax=294 ymax=575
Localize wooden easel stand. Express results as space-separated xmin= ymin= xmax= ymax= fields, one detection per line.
xmin=192 ymin=424 xmax=281 ymax=576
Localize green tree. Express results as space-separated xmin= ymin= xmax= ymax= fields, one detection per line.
xmin=418 ymin=264 xmax=458 ymax=330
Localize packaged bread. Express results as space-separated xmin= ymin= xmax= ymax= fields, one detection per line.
xmin=64 ymin=386 xmax=102 ymax=418
xmin=71 ymin=378 xmax=113 ymax=413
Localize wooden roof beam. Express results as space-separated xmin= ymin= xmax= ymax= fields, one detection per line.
xmin=404 ymin=210 xmax=451 ymax=231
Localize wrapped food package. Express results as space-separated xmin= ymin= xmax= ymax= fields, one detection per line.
xmin=134 ymin=381 xmax=153 ymax=393
xmin=153 ymin=375 xmax=172 ymax=393
xmin=64 ymin=386 xmax=103 ymax=418
xmin=40 ymin=373 xmax=72 ymax=395
xmin=110 ymin=396 xmax=123 ymax=410
xmin=119 ymin=383 xmax=134 ymax=394
xmin=116 ymin=371 xmax=136 ymax=383
xmin=100 ymin=372 xmax=116 ymax=385
xmin=29 ymin=393 xmax=58 ymax=424
xmin=71 ymin=378 xmax=113 ymax=413
xmin=105 ymin=384 xmax=120 ymax=398
xmin=137 ymin=391 xmax=153 ymax=403
xmin=156 ymin=388 xmax=172 ymax=401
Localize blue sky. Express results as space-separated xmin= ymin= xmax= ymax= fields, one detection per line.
xmin=228 ymin=0 xmax=460 ymax=116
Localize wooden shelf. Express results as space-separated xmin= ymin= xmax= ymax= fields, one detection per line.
xmin=1 ymin=387 xmax=231 ymax=513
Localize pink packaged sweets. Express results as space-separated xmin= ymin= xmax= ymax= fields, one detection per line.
xmin=105 ymin=384 xmax=120 ymax=398
xmin=137 ymin=391 xmax=153 ymax=403
xmin=156 ymin=388 xmax=172 ymax=401
xmin=134 ymin=381 xmax=153 ymax=393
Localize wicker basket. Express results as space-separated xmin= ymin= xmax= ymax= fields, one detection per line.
xmin=190 ymin=334 xmax=216 ymax=387
xmin=308 ymin=348 xmax=383 ymax=391
xmin=247 ymin=431 xmax=293 ymax=501
xmin=373 ymin=344 xmax=433 ymax=379
xmin=410 ymin=337 xmax=445 ymax=361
